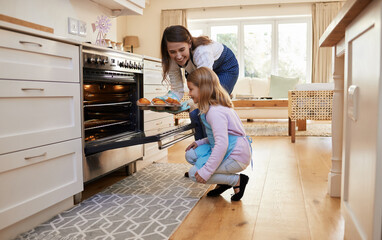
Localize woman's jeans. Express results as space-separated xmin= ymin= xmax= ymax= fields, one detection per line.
xmin=185 ymin=148 xmax=247 ymax=186
xmin=190 ymin=109 xmax=205 ymax=140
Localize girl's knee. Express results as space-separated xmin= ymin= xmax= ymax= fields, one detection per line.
xmin=185 ymin=149 xmax=197 ymax=165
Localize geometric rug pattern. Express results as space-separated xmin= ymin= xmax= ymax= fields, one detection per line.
xmin=16 ymin=163 xmax=209 ymax=240
xmin=244 ymin=122 xmax=331 ymax=137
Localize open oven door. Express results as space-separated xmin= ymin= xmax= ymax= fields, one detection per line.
xmin=84 ymin=123 xmax=195 ymax=156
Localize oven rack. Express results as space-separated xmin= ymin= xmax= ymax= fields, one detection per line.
xmin=84 ymin=120 xmax=131 ymax=131
xmin=83 ymin=101 xmax=133 ymax=107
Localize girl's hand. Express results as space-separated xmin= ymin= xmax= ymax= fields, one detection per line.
xmin=185 ymin=141 xmax=198 ymax=151
xmin=195 ymin=171 xmax=206 ymax=184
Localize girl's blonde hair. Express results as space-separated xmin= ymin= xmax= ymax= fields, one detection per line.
xmin=187 ymin=67 xmax=233 ymax=114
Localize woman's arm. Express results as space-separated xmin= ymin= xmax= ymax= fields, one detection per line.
xmin=193 ymin=42 xmax=224 ymax=69
xmin=193 ymin=45 xmax=215 ymax=69
xmin=167 ymin=61 xmax=185 ymax=100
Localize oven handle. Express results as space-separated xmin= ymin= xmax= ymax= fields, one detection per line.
xmin=158 ymin=130 xmax=195 ymax=149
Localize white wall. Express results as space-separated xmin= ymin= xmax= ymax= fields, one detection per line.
xmin=0 ymin=0 xmax=118 ymax=44
xmin=119 ymin=0 xmax=344 ymax=58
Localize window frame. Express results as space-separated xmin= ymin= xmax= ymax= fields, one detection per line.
xmin=188 ymin=16 xmax=312 ymax=83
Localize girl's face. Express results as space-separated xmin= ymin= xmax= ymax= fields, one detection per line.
xmin=187 ymin=81 xmax=200 ymax=104
xmin=167 ymin=41 xmax=191 ymax=67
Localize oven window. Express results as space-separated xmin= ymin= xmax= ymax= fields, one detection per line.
xmin=83 ymin=82 xmax=138 ymax=142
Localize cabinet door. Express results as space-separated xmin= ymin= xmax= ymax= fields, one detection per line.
xmin=0 ymin=80 xmax=81 ymax=155
xmin=0 ymin=29 xmax=79 ymax=83
xmin=144 ymin=60 xmax=163 ymax=85
xmin=0 ymin=139 xmax=83 ymax=229
xmin=342 ymin=2 xmax=382 ymax=239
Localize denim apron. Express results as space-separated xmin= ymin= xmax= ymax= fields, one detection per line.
xmin=194 ymin=113 xmax=239 ymax=169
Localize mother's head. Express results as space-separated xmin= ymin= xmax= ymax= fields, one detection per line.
xmin=160 ymin=25 xmax=212 ymax=82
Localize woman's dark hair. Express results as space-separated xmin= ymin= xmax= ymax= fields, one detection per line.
xmin=161 ymin=25 xmax=212 ymax=83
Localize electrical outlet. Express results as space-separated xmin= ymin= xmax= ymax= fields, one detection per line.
xmin=78 ymin=20 xmax=87 ymax=37
xmin=68 ymin=17 xmax=78 ymax=35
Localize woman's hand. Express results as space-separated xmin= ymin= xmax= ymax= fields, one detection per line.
xmin=185 ymin=141 xmax=198 ymax=151
xmin=195 ymin=171 xmax=206 ymax=184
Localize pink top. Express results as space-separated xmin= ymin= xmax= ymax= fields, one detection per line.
xmin=195 ymin=105 xmax=251 ymax=181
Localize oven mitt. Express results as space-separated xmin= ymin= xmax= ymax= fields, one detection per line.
xmin=168 ymin=101 xmax=190 ymax=114
xmin=154 ymin=90 xmax=180 ymax=102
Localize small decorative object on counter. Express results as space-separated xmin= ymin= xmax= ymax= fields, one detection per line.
xmin=94 ymin=15 xmax=111 ymax=47
xmin=116 ymin=42 xmax=123 ymax=51
xmin=111 ymin=41 xmax=116 ymax=49
xmin=104 ymin=39 xmax=112 ymax=48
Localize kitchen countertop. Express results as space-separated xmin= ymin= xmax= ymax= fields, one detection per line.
xmin=319 ymin=0 xmax=373 ymax=47
xmin=0 ymin=19 xmax=146 ymax=61
xmin=0 ymin=20 xmax=81 ymax=45
xmin=143 ymin=55 xmax=161 ymax=62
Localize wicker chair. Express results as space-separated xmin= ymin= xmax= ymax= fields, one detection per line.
xmin=174 ymin=93 xmax=191 ymax=125
xmin=288 ymin=83 xmax=334 ymax=143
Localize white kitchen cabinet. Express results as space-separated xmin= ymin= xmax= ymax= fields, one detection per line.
xmin=0 ymin=80 xmax=81 ymax=155
xmin=0 ymin=26 xmax=83 ymax=239
xmin=320 ymin=0 xmax=382 ymax=239
xmin=138 ymin=57 xmax=173 ymax=170
xmin=0 ymin=29 xmax=79 ymax=83
xmin=90 ymin=0 xmax=145 ymax=15
xmin=341 ymin=2 xmax=382 ymax=239
xmin=0 ymin=139 xmax=83 ymax=230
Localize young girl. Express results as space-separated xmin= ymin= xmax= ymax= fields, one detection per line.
xmin=184 ymin=67 xmax=251 ymax=201
xmin=160 ymin=25 xmax=239 ymax=140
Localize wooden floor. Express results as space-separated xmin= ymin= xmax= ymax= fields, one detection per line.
xmin=83 ymin=134 xmax=344 ymax=240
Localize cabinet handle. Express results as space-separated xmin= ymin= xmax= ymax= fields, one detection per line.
xmin=24 ymin=152 xmax=47 ymax=160
xmin=155 ymin=88 xmax=162 ymax=90
xmin=19 ymin=40 xmax=43 ymax=47
xmin=156 ymin=121 xmax=162 ymax=125
xmin=21 ymin=88 xmax=45 ymax=91
xmin=155 ymin=64 xmax=161 ymax=68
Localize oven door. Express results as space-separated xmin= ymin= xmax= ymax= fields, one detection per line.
xmin=84 ymin=123 xmax=195 ymax=156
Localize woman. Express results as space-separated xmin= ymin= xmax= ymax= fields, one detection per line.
xmin=160 ymin=25 xmax=239 ymax=140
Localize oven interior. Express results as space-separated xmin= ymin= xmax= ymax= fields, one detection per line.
xmin=83 ymin=68 xmax=144 ymax=155
xmin=84 ymin=83 xmax=137 ymax=141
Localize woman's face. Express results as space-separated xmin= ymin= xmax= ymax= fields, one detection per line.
xmin=187 ymin=81 xmax=200 ymax=104
xmin=167 ymin=41 xmax=191 ymax=67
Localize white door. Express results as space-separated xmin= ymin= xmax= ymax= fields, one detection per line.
xmin=342 ymin=1 xmax=382 ymax=239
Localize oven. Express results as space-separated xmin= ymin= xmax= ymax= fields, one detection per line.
xmin=81 ymin=44 xmax=194 ymax=183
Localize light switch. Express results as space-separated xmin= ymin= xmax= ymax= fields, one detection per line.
xmin=68 ymin=18 xmax=78 ymax=35
xmin=348 ymin=85 xmax=359 ymax=121
xmin=78 ymin=20 xmax=87 ymax=37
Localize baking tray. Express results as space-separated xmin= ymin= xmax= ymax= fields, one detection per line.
xmin=136 ymin=101 xmax=181 ymax=111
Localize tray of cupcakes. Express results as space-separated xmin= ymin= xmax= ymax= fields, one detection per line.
xmin=136 ymin=97 xmax=181 ymax=111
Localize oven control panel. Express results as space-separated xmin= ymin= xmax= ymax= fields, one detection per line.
xmin=82 ymin=47 xmax=143 ymax=74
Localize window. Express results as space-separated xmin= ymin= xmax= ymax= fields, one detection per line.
xmin=211 ymin=25 xmax=238 ymax=56
xmin=278 ymin=22 xmax=308 ymax=80
xmin=188 ymin=17 xmax=312 ymax=83
xmin=243 ymin=24 xmax=272 ymax=78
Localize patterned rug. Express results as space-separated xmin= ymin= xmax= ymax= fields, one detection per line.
xmin=244 ymin=122 xmax=331 ymax=137
xmin=16 ymin=163 xmax=209 ymax=240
